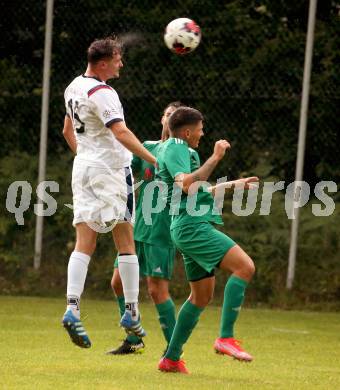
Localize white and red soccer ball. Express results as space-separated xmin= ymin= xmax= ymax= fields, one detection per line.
xmin=164 ymin=18 xmax=201 ymax=55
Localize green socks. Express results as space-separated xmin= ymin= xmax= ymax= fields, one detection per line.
xmin=116 ymin=295 xmax=141 ymax=344
xmin=165 ymin=300 xmax=204 ymax=361
xmin=220 ymin=275 xmax=248 ymax=338
xmin=117 ymin=296 xmax=176 ymax=345
xmin=155 ymin=299 xmax=176 ymax=344
xmin=116 ymin=295 xmax=125 ymax=318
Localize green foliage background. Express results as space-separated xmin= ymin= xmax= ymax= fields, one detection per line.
xmin=0 ymin=1 xmax=339 ymax=306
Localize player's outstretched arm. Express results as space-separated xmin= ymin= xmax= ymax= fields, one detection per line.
xmin=207 ymin=176 xmax=259 ymax=195
xmin=110 ymin=121 xmax=156 ymax=166
xmin=62 ymin=115 xmax=77 ymax=154
xmin=176 ymin=140 xmax=231 ymax=194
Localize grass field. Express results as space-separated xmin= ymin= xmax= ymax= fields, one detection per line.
xmin=0 ymin=296 xmax=339 ymax=390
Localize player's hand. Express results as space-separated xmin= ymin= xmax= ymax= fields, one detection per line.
xmin=207 ymin=176 xmax=259 ymax=193
xmin=233 ymin=176 xmax=259 ymax=189
xmin=213 ymin=140 xmax=231 ymax=161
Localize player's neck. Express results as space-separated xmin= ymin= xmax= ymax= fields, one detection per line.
xmin=84 ymin=66 xmax=105 ymax=82
xmin=170 ymin=132 xmax=187 ymax=144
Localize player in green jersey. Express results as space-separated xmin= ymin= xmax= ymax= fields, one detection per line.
xmin=107 ymin=101 xmax=187 ymax=355
xmin=157 ymin=107 xmax=258 ymax=374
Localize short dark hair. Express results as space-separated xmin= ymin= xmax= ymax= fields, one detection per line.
xmin=87 ymin=37 xmax=122 ymax=64
xmin=168 ymin=107 xmax=203 ymax=133
xmin=164 ymin=101 xmax=184 ymax=113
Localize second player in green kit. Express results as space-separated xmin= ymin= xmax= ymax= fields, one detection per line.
xmin=157 ymin=107 xmax=258 ymax=374
xmin=107 ymin=102 xmax=184 ymax=355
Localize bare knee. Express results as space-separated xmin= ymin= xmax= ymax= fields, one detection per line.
xmin=237 ymin=258 xmax=255 ymax=282
xmin=248 ymin=260 xmax=256 ymax=277
xmin=189 ymin=292 xmax=214 ymax=307
xmin=75 ymin=240 xmax=96 ymax=256
xmin=112 ymin=223 xmax=135 ymax=254
xmin=147 ymin=278 xmax=169 ymax=305
xmin=75 ymin=223 xmax=97 ymax=255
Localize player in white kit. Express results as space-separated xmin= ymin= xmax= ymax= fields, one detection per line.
xmin=62 ymin=37 xmax=156 ymax=348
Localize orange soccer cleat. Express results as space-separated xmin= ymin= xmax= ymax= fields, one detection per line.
xmin=158 ymin=357 xmax=189 ymax=374
xmin=214 ymin=337 xmax=253 ymax=362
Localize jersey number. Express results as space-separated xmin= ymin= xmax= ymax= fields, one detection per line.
xmin=67 ymin=99 xmax=85 ymax=133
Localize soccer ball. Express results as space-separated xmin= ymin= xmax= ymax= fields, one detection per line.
xmin=164 ymin=18 xmax=201 ymax=55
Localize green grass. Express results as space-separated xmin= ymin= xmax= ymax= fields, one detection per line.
xmin=0 ymin=296 xmax=340 ymax=390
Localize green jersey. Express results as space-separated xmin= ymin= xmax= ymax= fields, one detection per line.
xmin=155 ymin=137 xmax=223 ymax=229
xmin=132 ymin=141 xmax=173 ymax=247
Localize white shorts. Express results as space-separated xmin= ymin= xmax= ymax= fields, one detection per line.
xmin=71 ymin=161 xmax=135 ymax=228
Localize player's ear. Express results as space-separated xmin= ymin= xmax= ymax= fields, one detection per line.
xmin=99 ymin=60 xmax=107 ymax=69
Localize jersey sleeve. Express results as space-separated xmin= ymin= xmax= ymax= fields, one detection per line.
xmin=131 ymin=141 xmax=150 ymax=174
xmin=190 ymin=149 xmax=201 ymax=170
xmin=89 ymin=87 xmax=124 ymax=127
xmin=166 ymin=142 xmax=191 ymax=178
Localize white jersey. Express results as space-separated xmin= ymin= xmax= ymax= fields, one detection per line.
xmin=64 ymin=75 xmax=132 ymax=169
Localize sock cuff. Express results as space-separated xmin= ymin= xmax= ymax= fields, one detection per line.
xmin=126 ymin=334 xmax=142 ymax=344
xmin=71 ymin=251 xmax=91 ymax=266
xmin=156 ymin=299 xmax=175 ymax=314
xmin=118 ymin=254 xmax=138 ymax=264
xmin=228 ymin=275 xmax=248 ymax=288
xmin=182 ymin=300 xmax=205 ymax=315
xmin=116 ymin=295 xmax=125 ymax=303
xmin=67 ymin=294 xmax=80 ymax=300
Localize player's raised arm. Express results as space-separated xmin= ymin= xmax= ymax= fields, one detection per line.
xmin=176 ymin=140 xmax=231 ymax=194
xmin=62 ymin=115 xmax=77 ymax=154
xmin=110 ymin=121 xmax=156 ymax=166
xmin=163 ymin=106 xmax=231 ymax=194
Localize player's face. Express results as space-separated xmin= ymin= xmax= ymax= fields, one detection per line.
xmin=187 ymin=120 xmax=204 ymax=148
xmin=105 ymin=53 xmax=123 ymax=79
xmin=161 ymin=106 xmax=176 ymax=130
xmin=161 ymin=106 xmax=176 ymax=126
xmin=160 ymin=106 xmax=177 ymax=141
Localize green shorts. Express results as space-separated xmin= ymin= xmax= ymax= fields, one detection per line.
xmin=114 ymin=241 xmax=176 ymax=280
xmin=171 ymin=222 xmax=236 ymax=282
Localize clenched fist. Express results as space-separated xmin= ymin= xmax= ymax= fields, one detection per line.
xmin=213 ymin=140 xmax=231 ymax=161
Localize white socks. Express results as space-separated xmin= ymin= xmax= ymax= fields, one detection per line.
xmin=65 ymin=252 xmax=139 ymax=320
xmin=118 ymin=254 xmax=140 ymax=320
xmin=66 ymin=251 xmax=91 ymax=318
